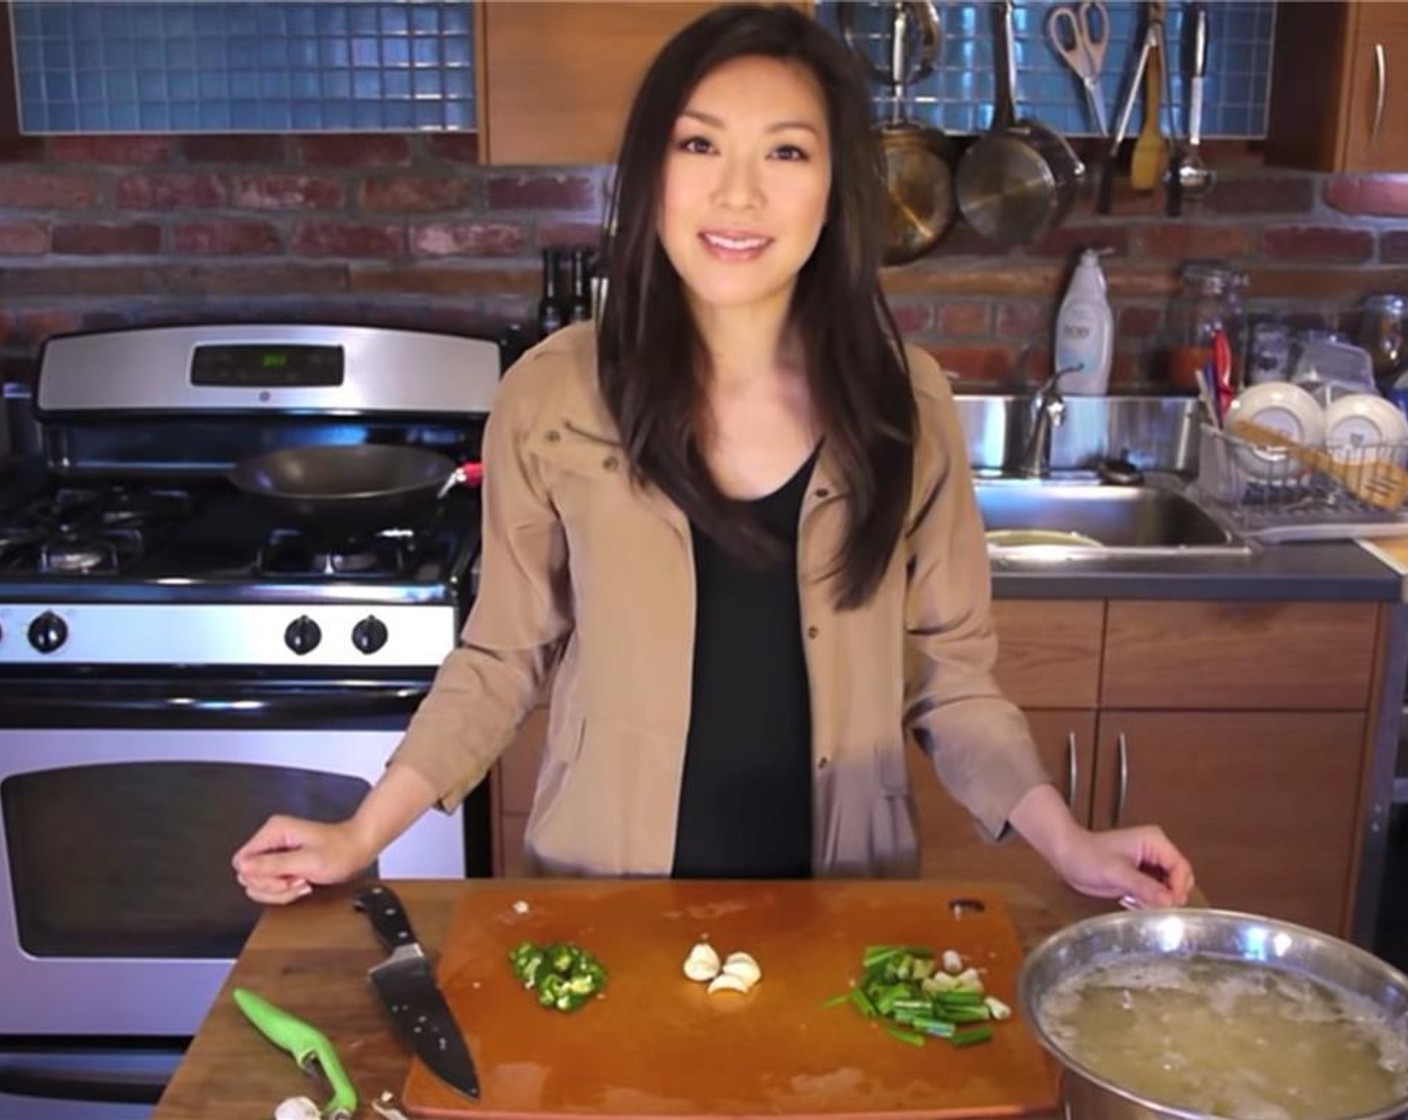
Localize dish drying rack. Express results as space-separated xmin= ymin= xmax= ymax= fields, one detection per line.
xmin=1193 ymin=423 xmax=1408 ymax=543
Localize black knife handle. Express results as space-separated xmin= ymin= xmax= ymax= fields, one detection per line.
xmin=353 ymin=884 xmax=419 ymax=953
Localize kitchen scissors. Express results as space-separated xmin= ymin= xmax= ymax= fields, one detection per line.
xmin=1046 ymin=0 xmax=1110 ymax=136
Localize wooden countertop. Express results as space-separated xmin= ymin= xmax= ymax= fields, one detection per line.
xmin=151 ymin=878 xmax=1120 ymax=1120
xmin=1357 ymin=537 xmax=1408 ymax=598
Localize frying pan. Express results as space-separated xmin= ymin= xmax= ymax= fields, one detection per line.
xmin=840 ymin=1 xmax=956 ymax=265
xmin=229 ymin=444 xmax=481 ymax=535
xmin=956 ymin=0 xmax=1085 ymax=245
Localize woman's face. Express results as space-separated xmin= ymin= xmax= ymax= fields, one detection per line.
xmin=658 ymin=54 xmax=832 ymax=321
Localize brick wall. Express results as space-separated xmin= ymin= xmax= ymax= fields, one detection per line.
xmin=0 ymin=132 xmax=1405 ymax=388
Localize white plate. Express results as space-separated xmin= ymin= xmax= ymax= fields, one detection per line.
xmin=1324 ymin=393 xmax=1408 ymax=467
xmin=1224 ymin=382 xmax=1325 ymax=483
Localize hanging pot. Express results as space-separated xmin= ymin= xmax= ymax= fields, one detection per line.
xmin=841 ymin=1 xmax=957 ymax=265
xmin=956 ymin=0 xmax=1085 ymax=245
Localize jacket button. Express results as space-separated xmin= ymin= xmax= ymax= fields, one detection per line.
xmin=817 ymin=757 xmax=829 ymax=770
xmin=806 ymin=625 xmax=819 ymax=639
xmin=545 ymin=429 xmax=561 ymax=443
xmin=603 ymin=455 xmax=619 ymax=471
xmin=814 ymin=487 xmax=830 ymax=499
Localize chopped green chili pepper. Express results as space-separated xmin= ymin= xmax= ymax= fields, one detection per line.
xmin=506 ymin=940 xmax=607 ymax=1013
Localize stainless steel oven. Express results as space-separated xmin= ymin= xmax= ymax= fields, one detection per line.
xmin=0 ymin=323 xmax=501 ymax=1118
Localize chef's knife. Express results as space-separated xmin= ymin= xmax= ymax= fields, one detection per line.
xmin=353 ymin=884 xmax=481 ymax=1101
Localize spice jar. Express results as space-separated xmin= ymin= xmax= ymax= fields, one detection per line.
xmin=1162 ymin=260 xmax=1247 ymax=393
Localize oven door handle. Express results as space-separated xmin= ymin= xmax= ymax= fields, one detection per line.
xmin=0 ymin=680 xmax=430 ymax=727
xmin=0 ymin=1046 xmax=179 ymax=1105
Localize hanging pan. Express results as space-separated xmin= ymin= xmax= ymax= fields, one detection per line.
xmin=841 ymin=1 xmax=957 ymax=265
xmin=956 ymin=0 xmax=1085 ymax=245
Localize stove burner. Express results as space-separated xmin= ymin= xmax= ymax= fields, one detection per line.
xmin=0 ymin=485 xmax=190 ymax=575
xmin=38 ymin=529 xmax=143 ymax=575
xmin=256 ymin=529 xmax=418 ymax=579
xmin=43 ymin=539 xmax=114 ymax=574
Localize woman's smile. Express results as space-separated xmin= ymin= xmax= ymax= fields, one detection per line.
xmin=698 ymin=229 xmax=775 ymax=261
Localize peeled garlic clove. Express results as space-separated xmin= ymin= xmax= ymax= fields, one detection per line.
xmin=683 ymin=941 xmax=721 ymax=982
xmin=721 ymin=951 xmax=761 ymax=987
xmin=707 ymin=971 xmax=752 ymax=995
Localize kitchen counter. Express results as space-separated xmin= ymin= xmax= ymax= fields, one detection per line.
xmin=991 ymin=540 xmax=1403 ymax=602
xmin=151 ymin=878 xmax=1116 ymax=1120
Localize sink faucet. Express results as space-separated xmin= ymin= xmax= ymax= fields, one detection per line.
xmin=1017 ymin=366 xmax=1081 ymax=479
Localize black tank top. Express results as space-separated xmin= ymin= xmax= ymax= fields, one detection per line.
xmin=671 ymin=449 xmax=818 ymax=879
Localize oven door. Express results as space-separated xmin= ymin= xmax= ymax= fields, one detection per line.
xmin=0 ymin=673 xmax=475 ymax=1040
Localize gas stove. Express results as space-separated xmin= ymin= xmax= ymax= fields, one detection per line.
xmin=0 ymin=323 xmax=499 ymax=669
xmin=0 ymin=324 xmax=501 ymax=1102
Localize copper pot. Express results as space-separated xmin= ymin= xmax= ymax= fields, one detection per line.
xmin=841 ymin=2 xmax=956 ymax=265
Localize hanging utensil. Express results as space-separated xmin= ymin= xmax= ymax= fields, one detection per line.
xmin=957 ymin=0 xmax=1085 ymax=245
xmin=1176 ymin=2 xmax=1213 ymax=197
xmin=1129 ymin=1 xmax=1167 ymax=192
xmin=1096 ymin=0 xmax=1177 ymax=214
xmin=1046 ymin=0 xmax=1110 ymax=136
xmin=839 ymin=1 xmax=956 ymax=264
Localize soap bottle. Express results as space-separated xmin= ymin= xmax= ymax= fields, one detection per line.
xmin=1052 ymin=249 xmax=1114 ymax=395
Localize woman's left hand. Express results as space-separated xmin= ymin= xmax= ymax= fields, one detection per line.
xmin=1056 ymin=824 xmax=1195 ymax=908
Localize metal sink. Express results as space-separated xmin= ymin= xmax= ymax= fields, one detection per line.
xmin=974 ymin=476 xmax=1251 ymax=559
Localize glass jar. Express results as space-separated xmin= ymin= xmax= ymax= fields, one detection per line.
xmin=1162 ymin=260 xmax=1247 ymax=393
xmin=1358 ymin=293 xmax=1407 ymax=389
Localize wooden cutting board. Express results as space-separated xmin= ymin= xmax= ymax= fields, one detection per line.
xmin=401 ymin=880 xmax=1058 ymax=1119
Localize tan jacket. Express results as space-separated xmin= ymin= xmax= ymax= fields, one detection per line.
xmin=391 ymin=323 xmax=1048 ymax=877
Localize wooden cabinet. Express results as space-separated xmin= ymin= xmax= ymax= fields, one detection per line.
xmin=1267 ymin=0 xmax=1408 ymax=172
xmin=1090 ymin=600 xmax=1382 ymax=936
xmin=475 ymin=3 xmax=715 ymax=165
xmin=1101 ymin=600 xmax=1378 ymax=711
xmin=474 ymin=1 xmax=812 ymax=166
xmin=1091 ymin=711 xmax=1366 ymax=934
xmin=932 ymin=598 xmax=1381 ymax=936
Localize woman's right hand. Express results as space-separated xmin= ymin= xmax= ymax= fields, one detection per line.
xmin=231 ymin=814 xmax=374 ymax=905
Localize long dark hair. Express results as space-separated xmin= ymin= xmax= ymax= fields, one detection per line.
xmin=598 ymin=3 xmax=915 ymax=610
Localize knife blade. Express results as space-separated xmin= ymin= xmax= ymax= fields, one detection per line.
xmin=353 ymin=884 xmax=481 ymax=1101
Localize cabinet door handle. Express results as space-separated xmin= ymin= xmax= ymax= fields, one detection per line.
xmin=1374 ymin=43 xmax=1388 ymax=143
xmin=1112 ymin=732 xmax=1129 ymax=827
xmin=1063 ymin=731 xmax=1078 ymax=812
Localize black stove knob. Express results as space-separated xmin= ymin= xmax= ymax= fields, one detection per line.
xmin=28 ymin=611 xmax=68 ymax=654
xmin=284 ymin=615 xmax=322 ymax=656
xmin=352 ymin=615 xmax=388 ymax=655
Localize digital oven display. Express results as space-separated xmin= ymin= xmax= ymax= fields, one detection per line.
xmin=190 ymin=344 xmax=345 ymax=387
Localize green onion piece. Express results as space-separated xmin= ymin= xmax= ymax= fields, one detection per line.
xmin=883 ymin=1023 xmax=926 ymax=1047
xmin=933 ymin=990 xmax=986 ymax=1006
xmin=939 ymin=1005 xmax=991 ymax=1024
xmin=950 ymin=1025 xmax=996 ymax=1047
xmin=912 ymin=1017 xmax=957 ymax=1038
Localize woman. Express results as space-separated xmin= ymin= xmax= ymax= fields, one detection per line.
xmin=234 ymin=3 xmax=1193 ymax=906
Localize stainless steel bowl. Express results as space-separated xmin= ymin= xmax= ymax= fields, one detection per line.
xmin=1017 ymin=908 xmax=1408 ymax=1120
